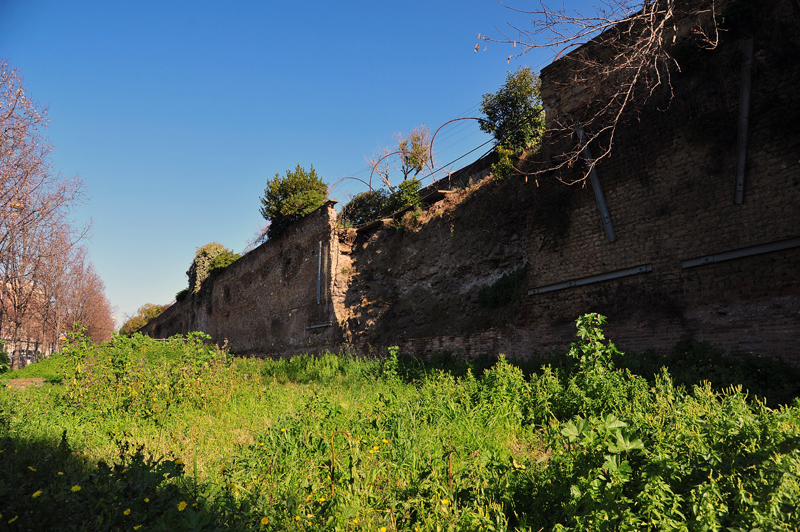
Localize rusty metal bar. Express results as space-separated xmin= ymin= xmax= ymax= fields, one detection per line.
xmin=576 ymin=126 xmax=617 ymax=242
xmin=681 ymin=237 xmax=800 ymax=269
xmin=528 ymin=264 xmax=651 ymax=295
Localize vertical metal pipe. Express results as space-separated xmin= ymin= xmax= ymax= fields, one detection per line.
xmin=576 ymin=126 xmax=617 ymax=243
xmin=317 ymin=240 xmax=322 ymax=304
xmin=734 ymin=38 xmax=754 ymax=205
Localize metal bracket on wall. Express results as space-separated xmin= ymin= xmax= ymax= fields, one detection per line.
xmin=734 ymin=38 xmax=754 ymax=205
xmin=681 ymin=237 xmax=800 ymax=269
xmin=306 ymin=322 xmax=332 ymax=330
xmin=576 ymin=126 xmax=617 ymax=242
xmin=528 ymin=264 xmax=652 ymax=295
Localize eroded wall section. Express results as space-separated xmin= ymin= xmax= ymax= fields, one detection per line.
xmin=141 ymin=202 xmax=342 ymax=357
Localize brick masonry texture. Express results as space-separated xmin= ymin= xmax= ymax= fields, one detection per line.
xmin=144 ymin=0 xmax=799 ymax=364
xmin=141 ymin=202 xmax=342 ymax=357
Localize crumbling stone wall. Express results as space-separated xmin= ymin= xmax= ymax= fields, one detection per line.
xmin=143 ymin=0 xmax=799 ymax=363
xmin=141 ymin=202 xmax=342 ymax=357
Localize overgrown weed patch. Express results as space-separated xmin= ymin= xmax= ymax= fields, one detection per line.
xmin=0 ymin=317 xmax=798 ymax=530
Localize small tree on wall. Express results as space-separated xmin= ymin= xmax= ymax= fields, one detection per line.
xmin=480 ymin=66 xmax=545 ymax=155
xmin=260 ymin=164 xmax=328 ymax=240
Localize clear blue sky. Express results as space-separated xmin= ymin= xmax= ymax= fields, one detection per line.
xmin=1 ymin=0 xmax=583 ymax=327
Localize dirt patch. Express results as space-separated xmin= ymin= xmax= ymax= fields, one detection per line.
xmin=5 ymin=378 xmax=47 ymax=390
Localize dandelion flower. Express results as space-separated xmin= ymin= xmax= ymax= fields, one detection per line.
xmin=144 ymin=498 xmax=150 ymax=503
xmin=381 ymin=527 xmax=387 ymax=532
xmin=57 ymin=472 xmax=63 ymax=476
xmin=318 ymin=497 xmax=325 ymax=502
xmin=71 ymin=485 xmax=81 ymax=492
xmin=373 ymin=446 xmax=380 ymax=451
xmin=353 ymin=518 xmax=359 ymax=524
xmin=295 ymin=516 xmax=301 ymax=521
xmin=369 ymin=450 xmax=374 ymax=454
xmin=281 ymin=428 xmax=286 ymax=433
xmin=177 ymin=501 xmax=187 ymax=511
xmin=123 ymin=509 xmax=131 ymax=515
xmin=382 ymin=439 xmax=388 ymax=443
xmin=442 ymin=498 xmax=450 ymax=505
xmin=32 ymin=490 xmax=42 ymax=498
xmin=261 ymin=517 xmax=269 ymax=525
xmin=174 ymin=459 xmax=183 ymax=465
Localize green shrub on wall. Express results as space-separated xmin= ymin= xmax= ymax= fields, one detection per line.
xmin=341 ymin=189 xmax=391 ymax=226
xmin=260 ymin=164 xmax=328 ymax=240
xmin=208 ymin=251 xmax=241 ymax=275
xmin=119 ymin=303 xmax=165 ymax=336
xmin=478 ymin=265 xmax=529 ymax=308
xmin=386 ymin=178 xmax=422 ymax=214
xmin=187 ymin=242 xmax=229 ymax=294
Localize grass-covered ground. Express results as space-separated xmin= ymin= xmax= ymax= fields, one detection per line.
xmin=1 ymin=315 xmax=799 ymax=531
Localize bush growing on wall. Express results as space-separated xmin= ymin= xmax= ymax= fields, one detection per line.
xmin=208 ymin=251 xmax=240 ymax=275
xmin=119 ymin=303 xmax=165 ymax=336
xmin=340 ymin=179 xmax=422 ymax=227
xmin=341 ymin=189 xmax=391 ymax=226
xmin=186 ymin=242 xmax=229 ymax=294
xmin=386 ymin=177 xmax=422 ymax=214
xmin=260 ymin=164 xmax=328 ymax=239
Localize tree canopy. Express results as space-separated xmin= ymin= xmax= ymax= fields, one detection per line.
xmin=479 ymin=66 xmax=545 ymax=154
xmin=259 ymin=164 xmax=328 ymax=240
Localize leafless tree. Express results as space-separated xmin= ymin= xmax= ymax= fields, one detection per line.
xmin=365 ymin=145 xmax=392 ymax=190
xmin=1 ymin=60 xmax=112 ymax=365
xmin=479 ymin=0 xmax=721 ymax=183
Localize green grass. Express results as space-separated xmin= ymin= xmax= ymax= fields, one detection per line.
xmin=0 ymin=316 xmax=799 ymax=531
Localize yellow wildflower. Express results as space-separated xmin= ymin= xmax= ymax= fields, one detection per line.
xmin=32 ymin=490 xmax=42 ymax=498
xmin=177 ymin=501 xmax=187 ymax=511
xmin=123 ymin=509 xmax=131 ymax=515
xmin=382 ymin=439 xmax=388 ymax=443
xmin=442 ymin=498 xmax=450 ymax=505
xmin=28 ymin=466 xmax=36 ymax=472
xmin=134 ymin=526 xmax=142 ymax=530
xmin=353 ymin=518 xmax=359 ymax=524
xmin=174 ymin=459 xmax=183 ymax=465
xmin=373 ymin=446 xmax=380 ymax=451
xmin=281 ymin=428 xmax=286 ymax=432
xmin=380 ymin=527 xmax=387 ymax=532
xmin=57 ymin=472 xmax=63 ymax=475
xmin=261 ymin=517 xmax=269 ymax=525
xmin=318 ymin=497 xmax=325 ymax=502
xmin=144 ymin=498 xmax=150 ymax=503
xmin=71 ymin=485 xmax=81 ymax=492
xmin=295 ymin=516 xmax=301 ymax=521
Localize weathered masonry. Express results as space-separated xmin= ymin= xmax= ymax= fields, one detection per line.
xmin=142 ymin=202 xmax=344 ymax=357
xmin=144 ymin=0 xmax=799 ymax=363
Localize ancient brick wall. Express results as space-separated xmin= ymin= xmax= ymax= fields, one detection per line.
xmin=142 ymin=0 xmax=799 ymax=364
xmin=141 ymin=202 xmax=343 ymax=357
xmin=360 ymin=0 xmax=800 ymax=363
